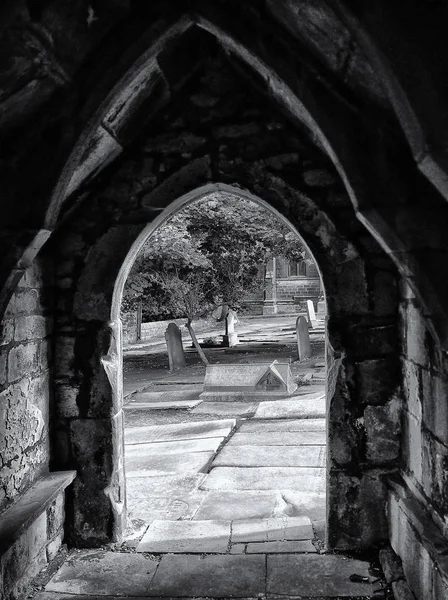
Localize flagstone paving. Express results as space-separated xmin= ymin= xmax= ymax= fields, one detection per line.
xmin=226 ymin=430 xmax=326 ymax=446
xmin=213 ymin=444 xmax=326 ymax=467
xmin=253 ymin=395 xmax=325 ymax=419
xmin=201 ymin=466 xmax=326 ymax=492
xmin=125 ymin=419 xmax=236 ymax=444
xmin=125 ymin=451 xmax=216 ymax=477
xmin=41 ymin=550 xmax=378 ymax=598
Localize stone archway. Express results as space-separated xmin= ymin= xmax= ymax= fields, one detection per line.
xmin=51 ymin=162 xmax=401 ymax=549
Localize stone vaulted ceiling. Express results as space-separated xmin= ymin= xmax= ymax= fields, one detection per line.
xmin=2 ymin=0 xmax=448 ymax=345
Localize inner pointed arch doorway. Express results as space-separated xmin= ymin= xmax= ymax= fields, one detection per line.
xmin=117 ymin=184 xmax=329 ymax=553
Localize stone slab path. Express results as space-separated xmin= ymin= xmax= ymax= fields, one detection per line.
xmin=40 ymin=549 xmax=378 ymax=598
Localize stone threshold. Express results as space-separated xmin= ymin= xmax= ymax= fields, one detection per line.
xmin=0 ymin=470 xmax=76 ymax=553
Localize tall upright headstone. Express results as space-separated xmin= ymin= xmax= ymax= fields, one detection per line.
xmin=165 ymin=323 xmax=186 ymax=371
xmin=223 ymin=309 xmax=239 ymax=347
xmin=296 ymin=315 xmax=311 ymax=361
xmin=306 ymin=299 xmax=317 ymax=328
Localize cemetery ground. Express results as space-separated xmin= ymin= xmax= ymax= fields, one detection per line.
xmin=35 ymin=316 xmax=389 ymax=599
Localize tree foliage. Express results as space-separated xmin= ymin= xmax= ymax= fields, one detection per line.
xmin=122 ymin=192 xmax=307 ymax=321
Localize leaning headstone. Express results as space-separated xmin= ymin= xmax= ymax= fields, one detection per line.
xmin=165 ymin=323 xmax=186 ymax=371
xmin=296 ymin=316 xmax=311 ymax=361
xmin=306 ymin=300 xmax=317 ymax=328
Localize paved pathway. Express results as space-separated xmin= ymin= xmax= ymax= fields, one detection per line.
xmin=34 ymin=316 xmax=387 ymax=598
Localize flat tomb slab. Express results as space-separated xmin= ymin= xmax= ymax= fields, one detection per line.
xmin=45 ymin=550 xmax=158 ymax=596
xmin=193 ymin=490 xmax=280 ymax=520
xmin=125 ymin=451 xmax=215 ymax=477
xmin=232 ymin=516 xmax=313 ymax=542
xmin=238 ymin=418 xmax=326 ymax=433
xmin=213 ymin=445 xmax=326 ymax=467
xmin=148 ymin=553 xmax=265 ymax=598
xmin=226 ymin=431 xmax=326 ymax=446
xmin=137 ymin=519 xmax=230 ymax=553
xmin=125 ymin=436 xmax=224 ymax=456
xmin=201 ymin=467 xmax=326 ymax=492
xmin=201 ymin=361 xmax=297 ymax=397
xmin=254 ymin=395 xmax=325 ymax=419
xmin=125 ymin=419 xmax=235 ymax=444
xmin=128 ymin=389 xmax=200 ymax=402
xmin=267 ymin=553 xmax=375 ymax=597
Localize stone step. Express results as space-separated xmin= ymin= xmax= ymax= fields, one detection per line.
xmin=238 ymin=418 xmax=326 ymax=433
xmin=201 ymin=466 xmax=326 ymax=492
xmin=136 ymin=516 xmax=314 ymax=553
xmin=213 ymin=444 xmax=326 ymax=467
xmin=125 ymin=419 xmax=236 ymax=445
xmin=226 ymin=431 xmax=326 ymax=446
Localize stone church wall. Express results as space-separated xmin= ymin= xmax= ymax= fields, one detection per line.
xmin=0 ymin=259 xmax=53 ymax=513
xmin=391 ymin=280 xmax=448 ymax=597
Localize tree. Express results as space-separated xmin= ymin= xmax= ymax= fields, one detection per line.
xmin=122 ymin=192 xmax=308 ymax=363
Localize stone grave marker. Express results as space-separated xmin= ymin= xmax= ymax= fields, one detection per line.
xmin=306 ymin=300 xmax=317 ymax=328
xmin=200 ymin=360 xmax=297 ymax=401
xmin=223 ymin=309 xmax=239 ymax=347
xmin=165 ymin=323 xmax=186 ymax=371
xmin=296 ymin=316 xmax=311 ymax=361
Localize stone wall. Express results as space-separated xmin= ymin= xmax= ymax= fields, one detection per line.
xmin=0 ymin=259 xmax=53 ymax=514
xmin=391 ymin=280 xmax=448 ymax=598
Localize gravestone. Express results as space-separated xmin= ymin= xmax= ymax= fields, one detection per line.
xmin=200 ymin=360 xmax=297 ymax=402
xmin=165 ymin=323 xmax=186 ymax=371
xmin=223 ymin=309 xmax=238 ymax=347
xmin=296 ymin=316 xmax=311 ymax=361
xmin=306 ymin=300 xmax=317 ymax=328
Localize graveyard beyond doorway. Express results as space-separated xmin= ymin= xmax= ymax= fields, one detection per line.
xmin=122 ymin=312 xmax=327 ymax=553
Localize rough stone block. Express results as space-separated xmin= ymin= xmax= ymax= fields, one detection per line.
xmin=8 ymin=342 xmax=38 ymax=382
xmin=14 ymin=315 xmax=48 ymax=342
xmin=421 ymin=369 xmax=448 ymax=445
xmin=403 ymin=301 xmax=429 ymax=368
xmin=403 ymin=358 xmax=422 ymax=420
xmin=46 ymin=529 xmax=64 ymax=561
xmin=364 ymin=397 xmax=401 ymax=464
xmin=392 ymin=579 xmax=417 ymax=600
xmin=378 ymin=546 xmax=404 ymax=583
xmin=0 ymin=319 xmax=14 ymax=345
xmin=28 ymin=512 xmax=47 ymax=559
xmin=328 ymin=469 xmax=389 ymax=549
xmin=356 ymin=357 xmax=400 ymax=405
xmin=47 ymin=493 xmax=65 ymax=539
xmin=402 ymin=411 xmax=423 ymax=485
xmin=422 ymin=432 xmax=448 ymax=515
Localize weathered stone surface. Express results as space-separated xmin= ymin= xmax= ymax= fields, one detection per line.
xmin=137 ymin=519 xmax=230 ymax=553
xmin=45 ymin=550 xmax=159 ymax=595
xmin=127 ymin=491 xmax=205 ymax=522
xmin=225 ymin=431 xmax=326 ymax=446
xmin=213 ymin=444 xmax=325 ymax=468
xmin=125 ymin=419 xmax=235 ymax=444
xmin=356 ymin=357 xmax=400 ymax=405
xmin=364 ymin=397 xmax=401 ymax=464
xmin=148 ymin=553 xmax=265 ymax=597
xmin=126 ymin=474 xmax=206 ymax=498
xmin=126 ymin=436 xmax=224 ymax=456
xmin=193 ymin=491 xmax=280 ymax=520
xmin=379 ymin=546 xmax=404 ymax=583
xmin=7 ymin=342 xmax=39 ymax=382
xmin=232 ymin=516 xmax=313 ymax=542
xmin=296 ymin=315 xmax=311 ymax=361
xmin=267 ymin=554 xmax=374 ymax=597
xmin=246 ymin=539 xmax=317 ymax=553
xmin=238 ymin=418 xmax=326 ymax=433
xmin=165 ymin=322 xmax=186 ymax=371
xmin=125 ymin=451 xmax=215 ymax=477
xmin=391 ymin=579 xmax=416 ymax=600
xmin=202 ymin=466 xmax=325 ymax=492
xmin=253 ymin=395 xmax=325 ymax=419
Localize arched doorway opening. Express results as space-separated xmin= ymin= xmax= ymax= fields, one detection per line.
xmin=116 ymin=187 xmax=328 ymax=552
